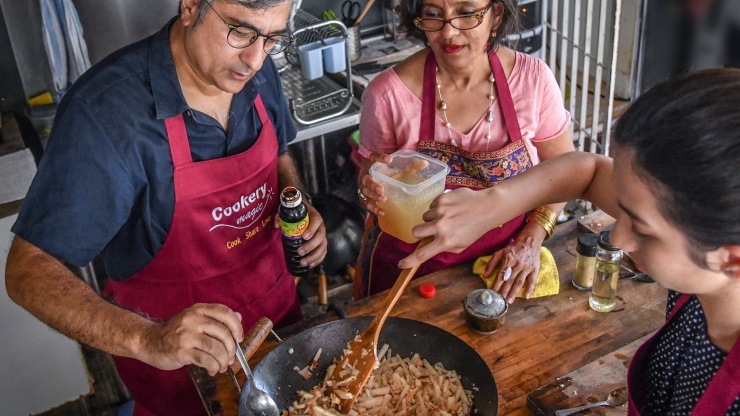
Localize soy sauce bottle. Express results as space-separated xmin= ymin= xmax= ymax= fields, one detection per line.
xmin=279 ymin=187 xmax=310 ymax=277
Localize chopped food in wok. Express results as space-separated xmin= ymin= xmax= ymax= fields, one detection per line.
xmin=285 ymin=344 xmax=474 ymax=415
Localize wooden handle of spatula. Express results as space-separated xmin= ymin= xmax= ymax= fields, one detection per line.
xmin=370 ymin=237 xmax=432 ymax=333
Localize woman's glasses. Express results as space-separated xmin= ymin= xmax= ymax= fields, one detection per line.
xmin=413 ymin=2 xmax=494 ymax=32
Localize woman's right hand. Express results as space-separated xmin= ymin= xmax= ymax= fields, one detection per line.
xmin=358 ymin=152 xmax=392 ymax=216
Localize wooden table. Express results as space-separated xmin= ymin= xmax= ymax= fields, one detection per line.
xmin=192 ymin=220 xmax=667 ymax=415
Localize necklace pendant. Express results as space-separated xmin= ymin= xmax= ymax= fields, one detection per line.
xmin=451 ymin=138 xmax=457 ymax=146
xmin=487 ymin=112 xmax=494 ymax=122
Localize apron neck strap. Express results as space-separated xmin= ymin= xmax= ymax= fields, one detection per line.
xmin=421 ymin=51 xmax=438 ymax=140
xmin=489 ymin=49 xmax=522 ymax=142
xmin=165 ymin=114 xmax=192 ymax=166
xmin=420 ymin=49 xmax=522 ymax=143
xmin=164 ymin=95 xmax=268 ymax=167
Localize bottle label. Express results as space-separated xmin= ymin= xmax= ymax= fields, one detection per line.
xmin=280 ymin=217 xmax=309 ymax=237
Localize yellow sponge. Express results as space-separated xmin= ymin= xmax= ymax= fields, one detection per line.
xmin=472 ymin=247 xmax=559 ymax=298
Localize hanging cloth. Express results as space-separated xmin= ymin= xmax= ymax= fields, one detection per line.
xmin=40 ymin=0 xmax=91 ymax=95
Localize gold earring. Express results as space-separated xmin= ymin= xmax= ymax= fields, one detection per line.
xmin=491 ymin=29 xmax=497 ymax=38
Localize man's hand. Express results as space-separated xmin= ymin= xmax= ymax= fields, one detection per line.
xmin=295 ymin=203 xmax=327 ymax=268
xmin=138 ymin=303 xmax=244 ymax=376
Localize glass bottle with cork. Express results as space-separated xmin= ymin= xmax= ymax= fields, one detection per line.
xmin=279 ymin=187 xmax=311 ymax=277
xmin=589 ymin=231 xmax=623 ymax=312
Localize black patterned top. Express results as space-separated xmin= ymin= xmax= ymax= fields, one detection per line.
xmin=643 ymin=291 xmax=740 ymax=415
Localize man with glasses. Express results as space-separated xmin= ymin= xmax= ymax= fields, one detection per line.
xmin=5 ymin=1 xmax=325 ymax=414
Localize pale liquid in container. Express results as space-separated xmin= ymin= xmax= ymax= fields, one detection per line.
xmin=377 ymin=195 xmax=435 ymax=244
xmin=376 ymin=167 xmax=437 ymax=244
xmin=589 ymin=261 xmax=619 ymax=312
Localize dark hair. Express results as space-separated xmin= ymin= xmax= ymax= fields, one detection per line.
xmin=613 ymin=69 xmax=740 ymax=265
xmin=180 ymin=0 xmax=295 ymax=27
xmin=398 ymin=0 xmax=520 ymax=51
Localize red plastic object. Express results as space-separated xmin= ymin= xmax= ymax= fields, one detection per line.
xmin=419 ymin=284 xmax=436 ymax=298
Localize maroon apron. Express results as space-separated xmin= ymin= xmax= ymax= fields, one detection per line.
xmin=355 ymin=49 xmax=534 ymax=298
xmin=627 ymin=294 xmax=740 ymax=415
xmin=103 ymin=95 xmax=302 ymax=416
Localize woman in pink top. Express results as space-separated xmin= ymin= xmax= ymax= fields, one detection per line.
xmin=354 ymin=0 xmax=574 ymax=302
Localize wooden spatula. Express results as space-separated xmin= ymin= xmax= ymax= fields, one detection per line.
xmin=327 ymin=237 xmax=431 ymax=412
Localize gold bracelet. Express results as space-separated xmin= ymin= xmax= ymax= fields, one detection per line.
xmin=527 ymin=214 xmax=554 ymax=239
xmin=527 ymin=206 xmax=558 ymax=239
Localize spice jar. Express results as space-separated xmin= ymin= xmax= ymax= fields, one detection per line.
xmin=589 ymin=231 xmax=623 ymax=312
xmin=572 ymin=233 xmax=598 ymax=290
xmin=463 ymin=289 xmax=508 ymax=334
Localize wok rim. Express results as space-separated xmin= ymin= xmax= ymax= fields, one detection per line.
xmin=249 ymin=316 xmax=498 ymax=415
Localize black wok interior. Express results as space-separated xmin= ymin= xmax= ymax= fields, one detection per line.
xmin=251 ymin=316 xmax=498 ymax=414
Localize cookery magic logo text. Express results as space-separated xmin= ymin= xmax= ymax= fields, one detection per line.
xmin=209 ymin=183 xmax=274 ymax=231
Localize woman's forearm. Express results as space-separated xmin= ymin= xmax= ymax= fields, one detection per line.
xmin=401 ymin=151 xmax=616 ymax=268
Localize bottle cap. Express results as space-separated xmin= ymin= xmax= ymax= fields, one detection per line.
xmin=597 ymin=230 xmax=620 ymax=251
xmin=419 ymin=284 xmax=436 ymax=298
xmin=280 ymin=187 xmax=302 ymax=208
xmin=576 ymin=233 xmax=598 ymax=256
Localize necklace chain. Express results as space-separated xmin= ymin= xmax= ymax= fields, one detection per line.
xmin=435 ymin=67 xmax=496 ymax=150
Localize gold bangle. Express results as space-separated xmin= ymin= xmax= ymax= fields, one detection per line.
xmin=527 ymin=207 xmax=558 ymax=239
xmin=528 ymin=215 xmax=554 ymax=239
xmin=533 ymin=206 xmax=558 ymax=223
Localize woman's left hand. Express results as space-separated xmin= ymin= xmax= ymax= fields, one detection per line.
xmin=486 ymin=235 xmax=542 ymax=304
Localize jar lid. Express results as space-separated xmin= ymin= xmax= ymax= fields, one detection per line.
xmin=464 ymin=289 xmax=507 ymax=318
xmin=597 ymin=230 xmax=619 ymax=251
xmin=576 ymin=233 xmax=598 ymax=256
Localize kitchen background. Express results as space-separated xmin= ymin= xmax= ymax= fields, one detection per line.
xmin=1 ymin=0 xmax=738 ymax=415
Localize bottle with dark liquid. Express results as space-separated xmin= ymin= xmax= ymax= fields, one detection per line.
xmin=279 ymin=187 xmax=310 ymax=277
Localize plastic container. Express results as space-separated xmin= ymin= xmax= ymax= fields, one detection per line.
xmin=370 ymin=150 xmax=450 ymax=243
xmin=297 ymin=37 xmax=346 ymax=81
xmin=25 ymin=103 xmax=57 ymax=149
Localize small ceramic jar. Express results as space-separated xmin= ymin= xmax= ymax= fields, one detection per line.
xmin=463 ymin=289 xmax=508 ymax=334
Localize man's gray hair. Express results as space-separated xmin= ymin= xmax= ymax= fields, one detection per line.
xmin=188 ymin=0 xmax=298 ymax=27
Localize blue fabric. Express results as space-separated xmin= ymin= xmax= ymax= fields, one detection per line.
xmin=12 ymin=18 xmax=297 ymax=281
xmin=39 ymin=0 xmax=90 ymax=94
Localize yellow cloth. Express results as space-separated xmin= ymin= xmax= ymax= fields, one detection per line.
xmin=472 ymin=247 xmax=559 ymax=298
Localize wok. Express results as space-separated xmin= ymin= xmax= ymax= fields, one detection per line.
xmin=251 ymin=316 xmax=498 ymax=414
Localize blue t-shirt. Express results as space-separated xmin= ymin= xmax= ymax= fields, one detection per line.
xmin=11 ymin=18 xmax=297 ymax=281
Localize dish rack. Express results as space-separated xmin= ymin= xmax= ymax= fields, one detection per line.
xmin=278 ymin=9 xmax=355 ymax=125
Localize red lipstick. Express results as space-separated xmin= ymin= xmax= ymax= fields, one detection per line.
xmin=441 ymin=44 xmax=464 ymax=54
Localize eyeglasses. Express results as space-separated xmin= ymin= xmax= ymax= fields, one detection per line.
xmin=206 ymin=1 xmax=294 ymax=55
xmin=413 ymin=3 xmax=494 ymax=32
